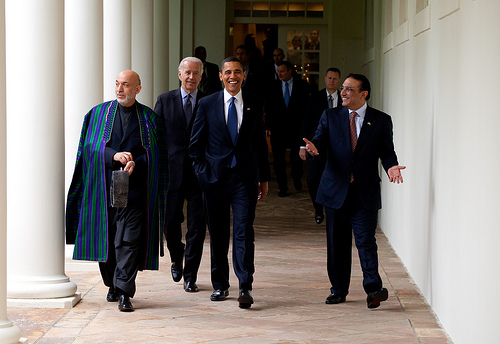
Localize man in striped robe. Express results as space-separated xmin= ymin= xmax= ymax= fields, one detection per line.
xmin=66 ymin=70 xmax=168 ymax=312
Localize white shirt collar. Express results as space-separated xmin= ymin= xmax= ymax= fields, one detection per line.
xmin=224 ymin=88 xmax=243 ymax=104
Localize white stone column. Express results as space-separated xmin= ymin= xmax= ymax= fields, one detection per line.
xmin=5 ymin=0 xmax=78 ymax=306
xmin=0 ymin=0 xmax=23 ymax=341
xmin=64 ymin=0 xmax=103 ymax=191
xmin=103 ymin=0 xmax=132 ymax=101
xmin=132 ymin=0 xmax=154 ymax=107
xmin=153 ymin=0 xmax=170 ymax=97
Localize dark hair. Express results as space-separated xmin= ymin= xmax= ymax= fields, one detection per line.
xmin=277 ymin=61 xmax=293 ymax=71
xmin=220 ymin=56 xmax=245 ymax=72
xmin=346 ymin=73 xmax=371 ymax=100
xmin=235 ymin=45 xmax=248 ymax=54
xmin=194 ymin=46 xmax=206 ymax=54
xmin=326 ymin=67 xmax=341 ymax=77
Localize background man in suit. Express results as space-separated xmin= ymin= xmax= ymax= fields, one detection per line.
xmin=189 ymin=57 xmax=271 ymax=309
xmin=266 ymin=61 xmax=310 ymax=197
xmin=154 ymin=57 xmax=207 ymax=293
xmin=194 ymin=46 xmax=222 ymax=95
xmin=304 ymin=73 xmax=405 ymax=309
xmin=300 ymin=68 xmax=342 ymax=224
xmin=271 ymin=48 xmax=285 ymax=81
xmin=235 ymin=45 xmax=263 ymax=96
xmin=66 ymin=70 xmax=168 ymax=312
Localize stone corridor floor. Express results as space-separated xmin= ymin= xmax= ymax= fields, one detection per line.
xmin=7 ymin=178 xmax=452 ymax=343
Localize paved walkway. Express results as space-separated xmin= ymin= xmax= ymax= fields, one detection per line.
xmin=8 ymin=178 xmax=452 ymax=343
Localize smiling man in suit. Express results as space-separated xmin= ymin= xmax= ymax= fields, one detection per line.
xmin=189 ymin=56 xmax=271 ymax=309
xmin=304 ymin=73 xmax=406 ymax=309
xmin=154 ymin=57 xmax=207 ymax=293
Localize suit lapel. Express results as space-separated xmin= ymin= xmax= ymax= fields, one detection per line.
xmin=214 ymin=91 xmax=233 ymax=143
xmin=174 ymin=88 xmax=188 ymax=129
xmin=121 ymin=108 xmax=139 ymax=144
xmin=355 ymin=106 xmax=377 ymax=152
xmin=334 ymin=107 xmax=351 ymax=153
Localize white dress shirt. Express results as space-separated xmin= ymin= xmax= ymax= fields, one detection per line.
xmin=223 ymin=88 xmax=243 ymax=132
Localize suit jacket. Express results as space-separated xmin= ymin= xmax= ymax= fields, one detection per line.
xmin=312 ymin=105 xmax=399 ymax=211
xmin=154 ymin=88 xmax=205 ymax=192
xmin=189 ymin=90 xmax=271 ymax=192
xmin=302 ymin=89 xmax=341 ymax=142
xmin=199 ymin=61 xmax=222 ymax=95
xmin=266 ymin=76 xmax=310 ymax=146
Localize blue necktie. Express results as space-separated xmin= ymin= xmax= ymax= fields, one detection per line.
xmin=184 ymin=94 xmax=193 ymax=124
xmin=227 ymin=96 xmax=238 ymax=167
xmin=284 ymin=82 xmax=290 ymax=107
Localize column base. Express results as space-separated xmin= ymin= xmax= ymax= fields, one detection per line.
xmin=0 ymin=320 xmax=25 ymax=343
xmin=7 ymin=292 xmax=81 ymax=309
xmin=8 ymin=276 xmax=77 ymax=299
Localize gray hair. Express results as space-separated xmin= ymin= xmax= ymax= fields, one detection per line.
xmin=178 ymin=57 xmax=203 ymax=73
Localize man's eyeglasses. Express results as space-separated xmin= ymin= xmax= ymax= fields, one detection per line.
xmin=340 ymin=86 xmax=360 ymax=93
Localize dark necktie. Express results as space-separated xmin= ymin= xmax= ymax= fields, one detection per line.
xmin=284 ymin=82 xmax=290 ymax=107
xmin=350 ymin=112 xmax=358 ymax=182
xmin=328 ymin=94 xmax=333 ymax=109
xmin=184 ymin=94 xmax=193 ymax=125
xmin=350 ymin=112 xmax=358 ymax=151
xmin=227 ymin=97 xmax=238 ymax=167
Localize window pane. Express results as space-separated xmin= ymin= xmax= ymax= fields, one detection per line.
xmin=270 ymin=2 xmax=287 ymax=17
xmin=235 ymin=2 xmax=251 ymax=17
xmin=252 ymin=2 xmax=269 ymax=17
xmin=289 ymin=2 xmax=305 ymax=17
xmin=306 ymin=2 xmax=323 ymax=18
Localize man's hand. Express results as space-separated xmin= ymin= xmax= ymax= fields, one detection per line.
xmin=258 ymin=182 xmax=269 ymax=201
xmin=388 ymin=165 xmax=406 ymax=184
xmin=265 ymin=130 xmax=271 ymax=137
xmin=123 ymin=161 xmax=136 ymax=175
xmin=299 ymin=148 xmax=307 ymax=161
xmin=114 ymin=152 xmax=133 ymax=165
xmin=303 ymin=138 xmax=319 ymax=156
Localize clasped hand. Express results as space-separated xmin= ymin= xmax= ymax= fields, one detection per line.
xmin=114 ymin=152 xmax=135 ymax=175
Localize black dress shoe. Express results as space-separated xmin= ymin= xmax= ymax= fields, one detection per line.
xmin=278 ymin=190 xmax=289 ymax=197
xmin=325 ymin=293 xmax=346 ymax=304
xmin=210 ymin=289 xmax=229 ymax=301
xmin=366 ymin=288 xmax=388 ymax=309
xmin=184 ymin=281 xmax=199 ymax=293
xmin=314 ymin=213 xmax=324 ymax=224
xmin=118 ymin=294 xmax=134 ymax=312
xmin=171 ymin=262 xmax=183 ymax=282
xmin=237 ymin=289 xmax=254 ymax=309
xmin=106 ymin=287 xmax=118 ymax=302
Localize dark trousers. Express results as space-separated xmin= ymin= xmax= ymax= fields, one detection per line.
xmin=164 ymin=169 xmax=206 ymax=283
xmin=270 ymin=135 xmax=303 ymax=192
xmin=99 ymin=207 xmax=144 ymax=297
xmin=325 ymin=183 xmax=382 ymax=296
xmin=307 ymin=154 xmax=326 ymax=214
xmin=204 ymin=170 xmax=257 ymax=291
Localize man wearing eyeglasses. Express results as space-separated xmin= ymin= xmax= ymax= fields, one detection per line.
xmin=304 ymin=73 xmax=406 ymax=309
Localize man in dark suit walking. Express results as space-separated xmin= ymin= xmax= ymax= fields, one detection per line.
xmin=300 ymin=68 xmax=342 ymax=224
xmin=266 ymin=61 xmax=310 ymax=197
xmin=154 ymin=57 xmax=207 ymax=293
xmin=194 ymin=46 xmax=223 ymax=95
xmin=189 ymin=57 xmax=271 ymax=309
xmin=304 ymin=73 xmax=405 ymax=309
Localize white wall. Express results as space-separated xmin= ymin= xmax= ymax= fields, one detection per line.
xmin=374 ymin=1 xmax=500 ymax=343
xmin=193 ymin=0 xmax=226 ymax=67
